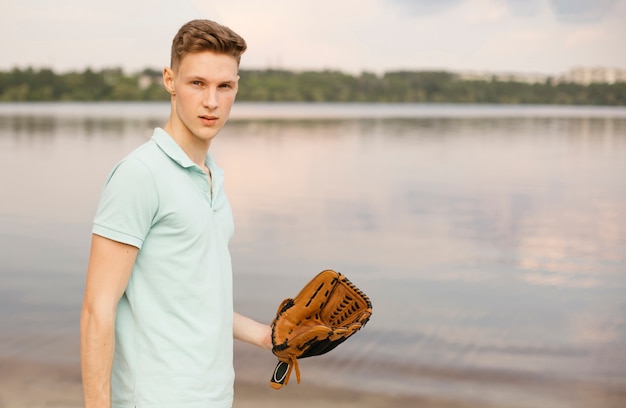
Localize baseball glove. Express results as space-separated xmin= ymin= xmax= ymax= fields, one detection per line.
xmin=269 ymin=269 xmax=373 ymax=389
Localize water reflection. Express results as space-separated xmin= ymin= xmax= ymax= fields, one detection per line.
xmin=1 ymin=104 xmax=625 ymax=406
xmin=0 ymin=115 xmax=162 ymax=140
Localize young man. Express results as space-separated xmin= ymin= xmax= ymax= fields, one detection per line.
xmin=80 ymin=20 xmax=272 ymax=408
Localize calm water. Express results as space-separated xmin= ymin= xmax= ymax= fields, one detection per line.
xmin=1 ymin=102 xmax=625 ymax=407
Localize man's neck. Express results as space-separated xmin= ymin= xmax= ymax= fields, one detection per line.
xmin=163 ymin=120 xmax=210 ymax=168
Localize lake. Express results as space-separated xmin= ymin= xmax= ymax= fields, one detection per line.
xmin=1 ymin=102 xmax=625 ymax=407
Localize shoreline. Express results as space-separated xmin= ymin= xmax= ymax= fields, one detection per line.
xmin=0 ymin=356 xmax=626 ymax=408
xmin=0 ymin=357 xmax=496 ymax=408
xmin=2 ymin=357 xmax=626 ymax=408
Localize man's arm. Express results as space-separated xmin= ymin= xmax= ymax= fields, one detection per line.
xmin=233 ymin=312 xmax=273 ymax=350
xmin=80 ymin=234 xmax=138 ymax=408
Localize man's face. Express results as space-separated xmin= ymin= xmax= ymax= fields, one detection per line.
xmin=164 ymin=51 xmax=239 ymax=144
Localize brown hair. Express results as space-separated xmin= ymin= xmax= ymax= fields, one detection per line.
xmin=170 ymin=19 xmax=247 ymax=70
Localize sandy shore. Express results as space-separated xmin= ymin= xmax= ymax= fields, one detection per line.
xmin=0 ymin=357 xmax=498 ymax=408
xmin=232 ymin=382 xmax=499 ymax=408
xmin=2 ymin=357 xmax=625 ymax=408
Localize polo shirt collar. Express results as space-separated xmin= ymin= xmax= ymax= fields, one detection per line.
xmin=151 ymin=128 xmax=225 ymax=194
xmin=152 ymin=127 xmax=210 ymax=171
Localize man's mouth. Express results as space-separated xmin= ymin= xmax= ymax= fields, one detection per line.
xmin=199 ymin=115 xmax=218 ymax=124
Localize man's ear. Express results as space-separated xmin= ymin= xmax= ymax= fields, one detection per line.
xmin=233 ymin=75 xmax=240 ymax=93
xmin=163 ymin=67 xmax=176 ymax=95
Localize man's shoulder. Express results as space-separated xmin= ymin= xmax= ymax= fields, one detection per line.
xmin=102 ymin=141 xmax=161 ymax=190
xmin=126 ymin=137 xmax=163 ymax=163
xmin=116 ymin=138 xmax=171 ymax=174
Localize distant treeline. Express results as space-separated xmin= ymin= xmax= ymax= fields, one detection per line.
xmin=1 ymin=67 xmax=625 ymax=105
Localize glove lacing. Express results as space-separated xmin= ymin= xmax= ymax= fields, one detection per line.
xmin=284 ymin=355 xmax=301 ymax=385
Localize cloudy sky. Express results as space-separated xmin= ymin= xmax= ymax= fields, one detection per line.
xmin=1 ymin=0 xmax=625 ymax=75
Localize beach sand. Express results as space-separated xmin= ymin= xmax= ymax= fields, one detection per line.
xmin=0 ymin=357 xmax=496 ymax=408
xmin=2 ymin=357 xmax=625 ymax=408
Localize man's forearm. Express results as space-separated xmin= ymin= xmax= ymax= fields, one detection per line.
xmin=80 ymin=305 xmax=115 ymax=408
xmin=233 ymin=312 xmax=272 ymax=350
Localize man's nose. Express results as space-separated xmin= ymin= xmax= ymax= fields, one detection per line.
xmin=203 ymin=88 xmax=218 ymax=109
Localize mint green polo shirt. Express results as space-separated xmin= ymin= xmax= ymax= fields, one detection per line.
xmin=93 ymin=128 xmax=235 ymax=408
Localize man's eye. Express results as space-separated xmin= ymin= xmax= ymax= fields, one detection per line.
xmin=192 ymin=81 xmax=203 ymax=86
xmin=219 ymin=83 xmax=232 ymax=88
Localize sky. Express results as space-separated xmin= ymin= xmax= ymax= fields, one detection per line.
xmin=1 ymin=0 xmax=625 ymax=76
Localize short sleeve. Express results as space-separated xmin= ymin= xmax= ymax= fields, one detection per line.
xmin=93 ymin=157 xmax=159 ymax=248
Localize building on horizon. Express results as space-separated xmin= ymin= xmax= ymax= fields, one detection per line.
xmin=455 ymin=66 xmax=626 ymax=85
xmin=559 ymin=66 xmax=626 ymax=85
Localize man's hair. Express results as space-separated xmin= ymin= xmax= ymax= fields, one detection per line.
xmin=170 ymin=19 xmax=247 ymax=70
